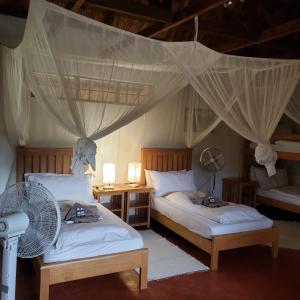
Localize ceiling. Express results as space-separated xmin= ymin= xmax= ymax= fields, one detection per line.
xmin=0 ymin=0 xmax=299 ymax=58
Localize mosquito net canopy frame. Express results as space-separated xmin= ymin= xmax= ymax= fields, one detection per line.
xmin=1 ymin=0 xmax=300 ymax=175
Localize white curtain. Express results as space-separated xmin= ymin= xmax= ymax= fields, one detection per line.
xmin=19 ymin=0 xmax=188 ymax=173
xmin=166 ymin=42 xmax=300 ymax=175
xmin=179 ymin=85 xmax=221 ymax=148
xmin=285 ymin=82 xmax=300 ymax=125
xmin=2 ymin=0 xmax=300 ymax=176
xmin=1 ymin=47 xmax=30 ymax=146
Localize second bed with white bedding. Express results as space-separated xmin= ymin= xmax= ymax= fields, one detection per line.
xmin=44 ymin=202 xmax=144 ymax=263
xmin=152 ymin=197 xmax=273 ymax=239
xmin=257 ymin=185 xmax=300 ymax=206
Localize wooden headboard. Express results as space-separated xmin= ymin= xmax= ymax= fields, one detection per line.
xmin=16 ymin=147 xmax=73 ymax=182
xmin=140 ymin=148 xmax=192 ymax=185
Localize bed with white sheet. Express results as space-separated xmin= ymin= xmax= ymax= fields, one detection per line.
xmin=141 ymin=147 xmax=278 ymax=271
xmin=152 ymin=196 xmax=273 ymax=239
xmin=243 ymin=137 xmax=300 ymax=213
xmin=44 ymin=202 xmax=143 ymax=263
xmin=250 ymin=164 xmax=300 ymax=213
xmin=16 ymin=147 xmax=148 ymax=300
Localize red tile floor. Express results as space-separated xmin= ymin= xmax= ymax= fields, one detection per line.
xmin=16 ymin=220 xmax=300 ymax=300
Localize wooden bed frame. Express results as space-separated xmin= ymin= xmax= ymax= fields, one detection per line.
xmin=242 ymin=146 xmax=300 ymax=214
xmin=141 ymin=148 xmax=279 ymax=271
xmin=16 ymin=147 xmax=148 ymax=300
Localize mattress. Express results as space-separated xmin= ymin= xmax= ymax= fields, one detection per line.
xmin=152 ymin=197 xmax=273 ymax=239
xmin=250 ymin=141 xmax=300 ymax=153
xmin=257 ymin=185 xmax=300 ymax=206
xmin=43 ymin=203 xmax=143 ymax=263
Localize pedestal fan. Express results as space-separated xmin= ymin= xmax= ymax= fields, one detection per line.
xmin=200 ymin=147 xmax=225 ymax=202
xmin=0 ymin=182 xmax=61 ymax=300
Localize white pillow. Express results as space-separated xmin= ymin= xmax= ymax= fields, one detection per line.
xmin=251 ymin=166 xmax=289 ymax=190
xmin=148 ymin=170 xmax=197 ymax=197
xmin=144 ymin=169 xmax=187 ymax=188
xmin=24 ymin=172 xmax=71 ymax=181
xmin=26 ymin=173 xmax=94 ymax=202
xmin=144 ymin=170 xmax=153 ymax=188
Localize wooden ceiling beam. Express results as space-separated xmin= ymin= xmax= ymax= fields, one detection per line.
xmin=139 ymin=0 xmax=225 ymax=37
xmin=219 ymin=18 xmax=300 ymax=53
xmin=86 ymin=0 xmax=173 ymax=23
xmin=71 ymin=0 xmax=86 ymax=13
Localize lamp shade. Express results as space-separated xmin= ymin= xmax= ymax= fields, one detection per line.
xmin=128 ymin=162 xmax=141 ymax=183
xmin=103 ymin=163 xmax=115 ymax=184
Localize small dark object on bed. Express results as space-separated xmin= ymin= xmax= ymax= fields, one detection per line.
xmin=191 ymin=194 xmax=228 ymax=208
xmin=64 ymin=202 xmax=101 ymax=223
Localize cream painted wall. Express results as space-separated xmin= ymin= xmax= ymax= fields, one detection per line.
xmin=0 ymin=96 xmax=246 ymax=197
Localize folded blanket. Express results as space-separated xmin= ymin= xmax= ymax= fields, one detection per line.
xmin=165 ymin=191 xmax=264 ymax=225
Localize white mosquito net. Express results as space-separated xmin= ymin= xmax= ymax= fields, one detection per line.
xmin=1 ymin=0 xmax=300 ymax=175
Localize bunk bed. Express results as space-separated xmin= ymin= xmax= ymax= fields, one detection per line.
xmin=242 ymin=133 xmax=300 ymax=214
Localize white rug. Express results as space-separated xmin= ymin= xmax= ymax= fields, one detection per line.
xmin=274 ymin=220 xmax=300 ymax=250
xmin=138 ymin=230 xmax=209 ymax=281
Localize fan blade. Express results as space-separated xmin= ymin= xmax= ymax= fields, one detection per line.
xmin=202 ymin=159 xmax=214 ymax=167
xmin=213 ymin=161 xmax=220 ymax=170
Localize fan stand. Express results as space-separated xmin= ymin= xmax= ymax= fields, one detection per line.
xmin=206 ymin=172 xmax=220 ymax=203
xmin=1 ymin=236 xmax=19 ymax=300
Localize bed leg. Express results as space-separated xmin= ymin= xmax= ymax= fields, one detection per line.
xmin=211 ymin=240 xmax=219 ymax=271
xmin=139 ymin=252 xmax=148 ymax=290
xmin=39 ymin=268 xmax=50 ymax=300
xmin=272 ymin=240 xmax=278 ymax=259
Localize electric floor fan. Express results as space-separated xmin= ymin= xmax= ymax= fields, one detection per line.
xmin=200 ymin=147 xmax=225 ymax=202
xmin=0 ymin=182 xmax=61 ymax=300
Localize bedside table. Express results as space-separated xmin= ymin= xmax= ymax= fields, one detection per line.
xmin=93 ymin=186 xmax=125 ymax=219
xmin=125 ymin=186 xmax=153 ymax=228
xmin=93 ymin=184 xmax=153 ymax=227
xmin=222 ymin=178 xmax=256 ymax=207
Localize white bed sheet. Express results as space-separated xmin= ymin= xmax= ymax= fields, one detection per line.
xmin=250 ymin=142 xmax=300 ymax=153
xmin=43 ymin=203 xmax=143 ymax=263
xmin=152 ymin=197 xmax=273 ymax=239
xmin=257 ymin=186 xmax=300 ymax=206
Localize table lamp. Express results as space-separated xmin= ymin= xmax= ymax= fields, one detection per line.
xmin=103 ymin=163 xmax=115 ymax=189
xmin=127 ymin=162 xmax=141 ymax=187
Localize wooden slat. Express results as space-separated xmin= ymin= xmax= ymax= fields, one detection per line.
xmin=40 ymin=156 xmax=48 ymax=173
xmin=88 ymin=0 xmax=173 ymax=23
xmin=71 ymin=0 xmax=86 ymax=12
xmin=16 ymin=148 xmax=73 ymax=181
xmin=219 ymin=18 xmax=300 ymax=53
xmin=24 ymin=155 xmax=32 ymax=174
xmin=63 ymin=155 xmax=71 ymax=174
xmin=48 ymin=155 xmax=55 ymax=173
xmin=55 ymin=155 xmax=63 ymax=173
xmin=32 ymin=156 xmax=40 ymax=173
xmin=139 ymin=0 xmax=225 ymax=37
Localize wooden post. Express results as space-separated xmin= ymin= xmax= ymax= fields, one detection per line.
xmin=39 ymin=268 xmax=50 ymax=300
xmin=139 ymin=251 xmax=148 ymax=290
xmin=210 ymin=240 xmax=219 ymax=271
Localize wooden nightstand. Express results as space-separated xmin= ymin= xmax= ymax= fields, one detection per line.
xmin=93 ymin=186 xmax=125 ymax=219
xmin=93 ymin=184 xmax=153 ymax=227
xmin=222 ymin=178 xmax=256 ymax=207
xmin=125 ymin=186 xmax=153 ymax=228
